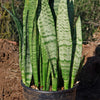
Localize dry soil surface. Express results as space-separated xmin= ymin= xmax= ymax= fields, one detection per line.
xmin=0 ymin=39 xmax=24 ymax=100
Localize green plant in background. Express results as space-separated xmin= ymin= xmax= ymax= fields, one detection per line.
xmin=74 ymin=0 xmax=100 ymax=41
xmin=3 ymin=0 xmax=82 ymax=91
xmin=0 ymin=0 xmax=24 ymax=41
xmin=0 ymin=2 xmax=12 ymax=39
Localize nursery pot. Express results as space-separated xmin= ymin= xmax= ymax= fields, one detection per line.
xmin=21 ymin=81 xmax=77 ymax=100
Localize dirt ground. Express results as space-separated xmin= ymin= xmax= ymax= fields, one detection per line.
xmin=0 ymin=32 xmax=100 ymax=100
xmin=0 ymin=39 xmax=24 ymax=100
xmin=82 ymin=32 xmax=100 ymax=63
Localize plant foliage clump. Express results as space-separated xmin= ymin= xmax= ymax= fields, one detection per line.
xmin=3 ymin=0 xmax=83 ymax=91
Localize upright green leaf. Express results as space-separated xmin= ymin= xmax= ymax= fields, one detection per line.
xmin=68 ymin=0 xmax=75 ymax=88
xmin=57 ymin=0 xmax=72 ymax=89
xmin=28 ymin=0 xmax=39 ymax=87
xmin=71 ymin=16 xmax=82 ymax=87
xmin=38 ymin=0 xmax=58 ymax=79
xmin=31 ymin=26 xmax=39 ymax=87
xmin=22 ymin=0 xmax=33 ymax=86
xmin=46 ymin=61 xmax=51 ymax=91
xmin=38 ymin=0 xmax=58 ymax=91
xmin=39 ymin=35 xmax=49 ymax=90
xmin=52 ymin=74 xmax=58 ymax=91
xmin=23 ymin=12 xmax=32 ymax=87
xmin=28 ymin=0 xmax=38 ymax=55
xmin=68 ymin=0 xmax=74 ymax=35
xmin=22 ymin=0 xmax=29 ymax=85
xmin=41 ymin=38 xmax=48 ymax=90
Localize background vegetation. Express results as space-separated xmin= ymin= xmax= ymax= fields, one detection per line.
xmin=0 ymin=0 xmax=24 ymax=42
xmin=0 ymin=0 xmax=100 ymax=42
xmin=74 ymin=0 xmax=100 ymax=41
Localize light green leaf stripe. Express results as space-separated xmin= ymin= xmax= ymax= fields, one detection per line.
xmin=54 ymin=0 xmax=60 ymax=15
xmin=71 ymin=16 xmax=82 ymax=87
xmin=38 ymin=0 xmax=58 ymax=78
xmin=57 ymin=0 xmax=72 ymax=89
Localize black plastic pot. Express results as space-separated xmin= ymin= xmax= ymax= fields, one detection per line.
xmin=21 ymin=81 xmax=77 ymax=100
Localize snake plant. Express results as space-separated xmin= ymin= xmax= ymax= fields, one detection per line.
xmin=3 ymin=0 xmax=82 ymax=91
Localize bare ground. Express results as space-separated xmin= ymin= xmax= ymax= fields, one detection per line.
xmin=0 ymin=39 xmax=24 ymax=100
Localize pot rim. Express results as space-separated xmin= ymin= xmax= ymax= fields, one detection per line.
xmin=21 ymin=80 xmax=77 ymax=94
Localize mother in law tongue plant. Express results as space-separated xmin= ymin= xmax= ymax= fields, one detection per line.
xmin=4 ymin=0 xmax=82 ymax=91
